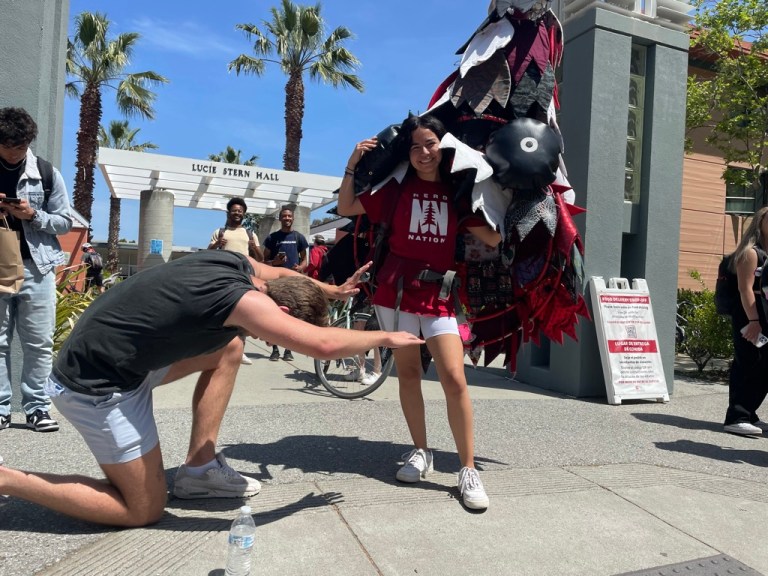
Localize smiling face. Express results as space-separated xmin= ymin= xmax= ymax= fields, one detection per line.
xmin=227 ymin=204 xmax=245 ymax=226
xmin=279 ymin=208 xmax=294 ymax=230
xmin=408 ymin=127 xmax=442 ymax=182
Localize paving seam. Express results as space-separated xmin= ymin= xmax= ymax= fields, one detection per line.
xmin=311 ymin=479 xmax=385 ymax=576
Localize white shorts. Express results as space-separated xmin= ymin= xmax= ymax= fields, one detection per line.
xmin=374 ymin=305 xmax=459 ymax=340
xmin=47 ymin=367 xmax=171 ymax=465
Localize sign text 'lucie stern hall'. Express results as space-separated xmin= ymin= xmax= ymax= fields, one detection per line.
xmin=191 ymin=163 xmax=280 ymax=181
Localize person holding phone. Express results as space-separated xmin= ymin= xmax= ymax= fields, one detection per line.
xmin=0 ymin=107 xmax=72 ymax=434
xmin=262 ymin=206 xmax=308 ymax=362
xmin=723 ymin=206 xmax=768 ymax=436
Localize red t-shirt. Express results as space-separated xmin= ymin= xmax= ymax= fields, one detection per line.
xmin=360 ymin=175 xmax=459 ymax=317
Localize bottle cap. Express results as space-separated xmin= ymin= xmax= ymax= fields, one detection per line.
xmin=240 ymin=505 xmax=252 ymax=514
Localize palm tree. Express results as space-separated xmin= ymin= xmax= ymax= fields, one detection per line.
xmin=229 ymin=1 xmax=363 ymax=171
xmin=209 ymin=146 xmax=259 ymax=166
xmin=66 ymin=11 xmax=168 ymax=224
xmin=98 ymin=120 xmax=158 ymax=272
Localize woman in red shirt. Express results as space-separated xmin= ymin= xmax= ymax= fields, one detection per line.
xmin=338 ymin=115 xmax=500 ymax=510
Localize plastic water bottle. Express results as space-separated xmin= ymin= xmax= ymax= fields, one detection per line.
xmin=225 ymin=505 xmax=256 ymax=576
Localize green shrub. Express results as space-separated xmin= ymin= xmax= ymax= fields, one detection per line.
xmin=677 ymin=270 xmax=733 ymax=372
xmin=53 ymin=266 xmax=96 ymax=354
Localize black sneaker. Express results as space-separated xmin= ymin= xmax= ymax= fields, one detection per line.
xmin=0 ymin=414 xmax=9 ymax=430
xmin=26 ymin=409 xmax=59 ymax=432
xmin=283 ymin=351 xmax=294 ymax=362
xmin=269 ymin=349 xmax=280 ymax=361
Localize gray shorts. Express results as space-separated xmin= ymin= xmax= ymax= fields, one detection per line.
xmin=47 ymin=367 xmax=171 ymax=465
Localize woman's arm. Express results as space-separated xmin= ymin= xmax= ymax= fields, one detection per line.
xmin=337 ymin=138 xmax=378 ymax=217
xmin=466 ymin=225 xmax=502 ymax=248
xmin=737 ymin=247 xmax=762 ymax=343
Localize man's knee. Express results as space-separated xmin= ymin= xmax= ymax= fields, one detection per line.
xmin=125 ymin=493 xmax=167 ymax=527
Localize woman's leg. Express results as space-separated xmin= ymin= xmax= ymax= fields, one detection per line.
xmin=426 ymin=333 xmax=474 ymax=468
xmin=393 ymin=344 xmax=428 ymax=449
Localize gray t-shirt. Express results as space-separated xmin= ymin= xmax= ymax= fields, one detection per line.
xmin=54 ymin=250 xmax=255 ymax=396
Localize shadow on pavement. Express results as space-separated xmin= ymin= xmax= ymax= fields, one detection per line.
xmin=632 ymin=412 xmax=724 ymax=432
xmin=219 ymin=435 xmax=506 ymax=482
xmin=654 ymin=439 xmax=768 ymax=467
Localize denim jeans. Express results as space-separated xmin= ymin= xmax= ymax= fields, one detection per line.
xmin=0 ymin=260 xmax=55 ymax=416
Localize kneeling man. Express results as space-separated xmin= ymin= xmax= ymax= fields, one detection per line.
xmin=0 ymin=250 xmax=421 ymax=526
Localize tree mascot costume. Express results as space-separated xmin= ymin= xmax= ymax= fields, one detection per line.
xmin=351 ymin=0 xmax=590 ymax=371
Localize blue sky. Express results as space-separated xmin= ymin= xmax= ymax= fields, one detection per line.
xmin=62 ymin=0 xmax=482 ymax=248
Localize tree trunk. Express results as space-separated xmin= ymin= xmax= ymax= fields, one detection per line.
xmin=283 ymin=71 xmax=305 ymax=172
xmin=73 ymin=83 xmax=103 ymax=224
xmin=107 ymin=195 xmax=121 ymax=273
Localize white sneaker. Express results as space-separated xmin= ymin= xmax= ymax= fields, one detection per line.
xmin=361 ymin=372 xmax=381 ymax=386
xmin=724 ymin=422 xmax=762 ymax=435
xmin=241 ymin=353 xmax=253 ymax=365
xmin=396 ymin=448 xmax=433 ymax=483
xmin=173 ymin=453 xmax=261 ymax=499
xmin=458 ymin=467 xmax=489 ymax=510
xmin=343 ymin=367 xmax=362 ymax=381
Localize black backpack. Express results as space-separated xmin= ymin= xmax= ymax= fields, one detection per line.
xmin=37 ymin=157 xmax=54 ymax=207
xmin=86 ymin=252 xmax=103 ymax=273
xmin=714 ymin=247 xmax=766 ymax=316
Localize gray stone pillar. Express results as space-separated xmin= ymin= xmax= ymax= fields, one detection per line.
xmin=138 ymin=189 xmax=174 ymax=270
xmin=515 ymin=8 xmax=689 ymax=396
xmin=0 ymin=0 xmax=69 ymax=163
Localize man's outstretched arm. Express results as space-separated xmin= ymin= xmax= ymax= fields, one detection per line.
xmin=226 ymin=290 xmax=422 ymax=359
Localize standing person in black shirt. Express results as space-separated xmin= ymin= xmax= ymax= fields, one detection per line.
xmin=262 ymin=206 xmax=308 ymax=361
xmin=0 ymin=251 xmax=422 ymax=526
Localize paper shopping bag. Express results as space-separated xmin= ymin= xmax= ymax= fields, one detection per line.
xmin=0 ymin=216 xmax=24 ymax=294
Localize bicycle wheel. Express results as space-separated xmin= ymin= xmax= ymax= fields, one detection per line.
xmin=314 ymin=312 xmax=395 ymax=399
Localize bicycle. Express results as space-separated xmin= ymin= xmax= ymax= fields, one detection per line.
xmin=313 ymin=296 xmax=395 ymax=399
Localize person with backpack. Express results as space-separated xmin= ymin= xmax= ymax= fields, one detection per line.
xmin=338 ymin=114 xmax=501 ymax=510
xmin=81 ymin=243 xmax=105 ymax=293
xmin=721 ymin=206 xmax=768 ymax=436
xmin=0 ymin=107 xmax=72 ymax=433
xmin=209 ymin=197 xmax=264 ymax=365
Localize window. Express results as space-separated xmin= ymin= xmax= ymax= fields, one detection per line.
xmin=724 ymin=168 xmax=764 ymax=215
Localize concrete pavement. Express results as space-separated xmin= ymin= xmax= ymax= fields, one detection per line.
xmin=1 ymin=340 xmax=767 ymax=576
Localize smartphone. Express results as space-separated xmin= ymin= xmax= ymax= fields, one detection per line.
xmin=277 ymin=251 xmax=286 ymax=258
xmin=740 ymin=325 xmax=768 ymax=348
xmin=0 ymin=197 xmax=21 ymax=204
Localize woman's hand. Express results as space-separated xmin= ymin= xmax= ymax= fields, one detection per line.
xmin=346 ymin=137 xmax=378 ymax=171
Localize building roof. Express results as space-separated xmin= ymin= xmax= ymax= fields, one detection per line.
xmin=97 ymin=148 xmax=342 ymax=215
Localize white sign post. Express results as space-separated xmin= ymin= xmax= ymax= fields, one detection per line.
xmin=590 ymin=277 xmax=669 ymax=405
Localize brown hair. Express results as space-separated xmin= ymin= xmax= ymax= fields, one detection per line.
xmin=265 ymin=276 xmax=329 ymax=326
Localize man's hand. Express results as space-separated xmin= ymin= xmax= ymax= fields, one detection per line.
xmin=386 ymin=331 xmax=425 ymax=348
xmin=332 ymin=261 xmax=373 ymax=300
xmin=217 ymin=235 xmax=228 ymax=248
xmin=1 ymin=197 xmax=35 ymax=220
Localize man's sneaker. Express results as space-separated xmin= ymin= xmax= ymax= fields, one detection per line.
xmin=457 ymin=467 xmax=489 ymax=510
xmin=282 ymin=351 xmax=294 ymax=362
xmin=173 ymin=453 xmax=261 ymax=499
xmin=361 ymin=372 xmax=381 ymax=386
xmin=241 ymin=353 xmax=253 ymax=365
xmin=396 ymin=448 xmax=433 ymax=483
xmin=26 ymin=410 xmax=59 ymax=432
xmin=269 ymin=349 xmax=280 ymax=362
xmin=724 ymin=422 xmax=762 ymax=435
xmin=0 ymin=414 xmax=9 ymax=430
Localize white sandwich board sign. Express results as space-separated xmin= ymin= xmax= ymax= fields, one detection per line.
xmin=589 ymin=277 xmax=669 ymax=405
